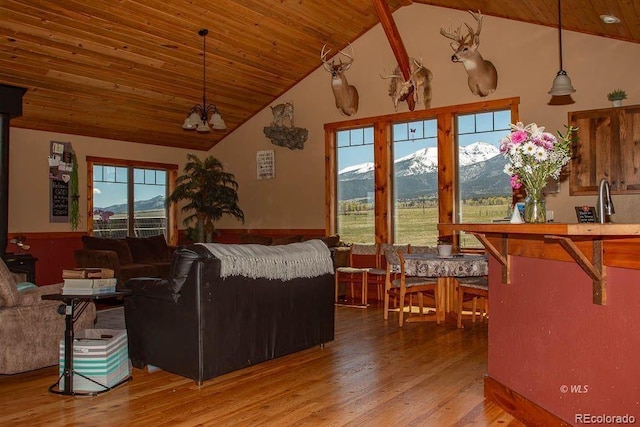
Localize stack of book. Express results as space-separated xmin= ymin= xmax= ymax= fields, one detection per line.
xmin=61 ymin=268 xmax=117 ymax=295
xmin=62 ymin=268 xmax=115 ymax=279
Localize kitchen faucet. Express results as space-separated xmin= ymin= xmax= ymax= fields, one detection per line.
xmin=597 ymin=178 xmax=615 ymax=223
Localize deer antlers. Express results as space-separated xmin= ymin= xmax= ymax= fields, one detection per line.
xmin=321 ymin=44 xmax=354 ymax=72
xmin=440 ymin=10 xmax=484 ymax=46
xmin=379 ymin=58 xmax=424 ymax=80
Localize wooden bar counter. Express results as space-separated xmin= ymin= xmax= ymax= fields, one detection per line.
xmin=439 ymin=223 xmax=640 ymax=426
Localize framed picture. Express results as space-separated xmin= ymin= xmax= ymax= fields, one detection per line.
xmin=257 ymin=150 xmax=275 ymax=180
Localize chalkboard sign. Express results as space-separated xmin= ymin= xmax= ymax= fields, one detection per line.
xmin=575 ymin=206 xmax=597 ymax=223
xmin=50 ymin=179 xmax=69 ymax=223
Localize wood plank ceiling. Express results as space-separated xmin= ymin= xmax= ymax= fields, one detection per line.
xmin=1 ymin=0 xmax=637 ymax=151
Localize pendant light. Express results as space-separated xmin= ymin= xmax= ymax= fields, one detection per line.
xmin=548 ymin=0 xmax=576 ymax=96
xmin=182 ymin=29 xmax=226 ymax=132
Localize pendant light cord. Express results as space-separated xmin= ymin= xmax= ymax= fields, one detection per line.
xmin=200 ymin=29 xmax=208 ymax=112
xmin=557 ymin=0 xmax=564 ymax=71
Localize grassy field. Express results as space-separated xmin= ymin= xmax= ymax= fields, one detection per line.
xmin=338 ymin=203 xmax=510 ymax=247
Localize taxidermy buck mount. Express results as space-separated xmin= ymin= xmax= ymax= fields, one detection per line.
xmin=440 ymin=10 xmax=498 ymax=97
xmin=372 ymin=0 xmax=418 ymax=111
xmin=320 ymin=44 xmax=359 ymax=116
xmin=380 ymin=58 xmax=433 ymax=111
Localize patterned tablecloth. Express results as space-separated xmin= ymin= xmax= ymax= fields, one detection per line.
xmin=403 ymin=253 xmax=488 ymax=278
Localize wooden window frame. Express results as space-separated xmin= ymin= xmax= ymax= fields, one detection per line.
xmin=86 ymin=156 xmax=178 ymax=245
xmin=324 ymin=97 xmax=520 ymax=244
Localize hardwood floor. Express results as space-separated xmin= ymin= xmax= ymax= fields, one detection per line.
xmin=0 ymin=304 xmax=523 ymax=426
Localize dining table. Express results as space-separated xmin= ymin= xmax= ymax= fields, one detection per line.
xmin=402 ymin=252 xmax=489 ymax=324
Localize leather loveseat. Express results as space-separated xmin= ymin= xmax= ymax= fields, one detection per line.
xmin=124 ymin=241 xmax=335 ymax=383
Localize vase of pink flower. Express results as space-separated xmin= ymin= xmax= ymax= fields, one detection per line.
xmin=500 ymin=122 xmax=575 ymax=223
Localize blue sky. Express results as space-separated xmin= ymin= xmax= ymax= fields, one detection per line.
xmin=93 ymin=166 xmax=167 ymax=209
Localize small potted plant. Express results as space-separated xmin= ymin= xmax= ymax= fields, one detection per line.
xmin=436 ymin=236 xmax=453 ymax=258
xmin=607 ymin=89 xmax=627 ymax=107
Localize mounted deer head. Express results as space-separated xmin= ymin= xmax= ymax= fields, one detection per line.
xmin=321 ymin=44 xmax=359 ymax=116
xmin=440 ymin=10 xmax=497 ymax=97
xmin=380 ymin=58 xmax=433 ymax=111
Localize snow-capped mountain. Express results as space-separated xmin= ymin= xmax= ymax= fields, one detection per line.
xmin=338 ymin=142 xmax=509 ymax=200
xmin=394 ymin=147 xmax=438 ymax=176
xmin=338 ymin=162 xmax=376 ymax=179
xmin=459 ymin=142 xmax=500 ymax=166
xmin=96 ymin=195 xmax=166 ymax=214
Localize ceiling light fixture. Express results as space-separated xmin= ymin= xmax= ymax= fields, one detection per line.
xmin=182 ymin=29 xmax=226 ymax=132
xmin=548 ymin=0 xmax=576 ymax=97
xmin=600 ymin=15 xmax=621 ymax=24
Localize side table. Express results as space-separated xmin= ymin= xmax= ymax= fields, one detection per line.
xmin=41 ymin=290 xmax=132 ymax=396
xmin=2 ymin=253 xmax=38 ymax=283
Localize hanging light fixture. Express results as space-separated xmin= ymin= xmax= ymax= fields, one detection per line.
xmin=548 ymin=0 xmax=576 ymax=96
xmin=182 ymin=29 xmax=226 ymax=132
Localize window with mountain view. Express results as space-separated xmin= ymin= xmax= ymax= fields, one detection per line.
xmin=392 ymin=118 xmax=439 ymax=244
xmin=336 ymin=126 xmax=375 ymax=244
xmin=456 ymin=110 xmax=512 ymax=247
xmin=327 ymin=98 xmax=518 ymax=247
xmin=91 ymin=161 xmax=172 ymax=239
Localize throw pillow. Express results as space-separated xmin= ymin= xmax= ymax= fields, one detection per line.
xmin=82 ymin=236 xmax=134 ymax=265
xmin=126 ymin=235 xmax=169 ymax=263
xmin=321 ymin=234 xmax=341 ymax=248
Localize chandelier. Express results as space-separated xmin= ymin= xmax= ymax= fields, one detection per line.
xmin=182 ymin=29 xmax=226 ymax=132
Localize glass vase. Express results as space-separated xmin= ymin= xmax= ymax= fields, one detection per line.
xmin=524 ymin=187 xmax=546 ymax=223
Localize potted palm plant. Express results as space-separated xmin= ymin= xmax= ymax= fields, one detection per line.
xmin=607 ymin=89 xmax=627 ymax=107
xmin=167 ymin=154 xmax=244 ymax=243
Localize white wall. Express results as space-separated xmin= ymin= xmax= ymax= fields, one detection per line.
xmin=7 ymin=128 xmax=193 ymax=232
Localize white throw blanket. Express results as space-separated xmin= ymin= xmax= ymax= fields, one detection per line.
xmin=197 ymin=239 xmax=334 ymax=280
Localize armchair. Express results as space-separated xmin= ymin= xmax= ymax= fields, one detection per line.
xmin=0 ymin=258 xmax=96 ymax=374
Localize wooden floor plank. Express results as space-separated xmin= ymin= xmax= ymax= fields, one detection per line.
xmin=0 ymin=303 xmax=523 ymax=426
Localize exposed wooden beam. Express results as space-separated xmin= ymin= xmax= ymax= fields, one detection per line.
xmin=371 ymin=0 xmax=415 ymax=110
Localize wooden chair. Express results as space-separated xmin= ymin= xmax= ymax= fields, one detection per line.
xmin=334 ymin=243 xmax=378 ymax=307
xmin=455 ymin=276 xmax=489 ymax=328
xmin=384 ymin=249 xmax=438 ymax=327
xmin=382 ymin=245 xmax=409 ymax=320
xmin=367 ymin=243 xmax=409 ymax=302
xmin=405 ymin=245 xmax=438 ymax=313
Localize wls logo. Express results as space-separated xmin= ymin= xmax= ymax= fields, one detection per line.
xmin=560 ymin=384 xmax=589 ymax=394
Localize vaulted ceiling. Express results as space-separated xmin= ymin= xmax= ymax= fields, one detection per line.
xmin=1 ymin=1 xmax=637 ymax=151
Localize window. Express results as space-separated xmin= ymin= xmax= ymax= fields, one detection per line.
xmin=336 ymin=127 xmax=375 ymax=244
xmin=392 ymin=118 xmax=438 ymax=244
xmin=456 ymin=111 xmax=512 ymax=247
xmin=87 ymin=157 xmax=178 ymax=244
xmin=325 ymin=97 xmax=519 ymax=246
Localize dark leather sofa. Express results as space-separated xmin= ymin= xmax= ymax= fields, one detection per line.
xmin=124 ymin=244 xmax=335 ymax=383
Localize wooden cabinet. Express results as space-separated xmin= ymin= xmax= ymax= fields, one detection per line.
xmin=569 ymin=104 xmax=640 ymax=195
